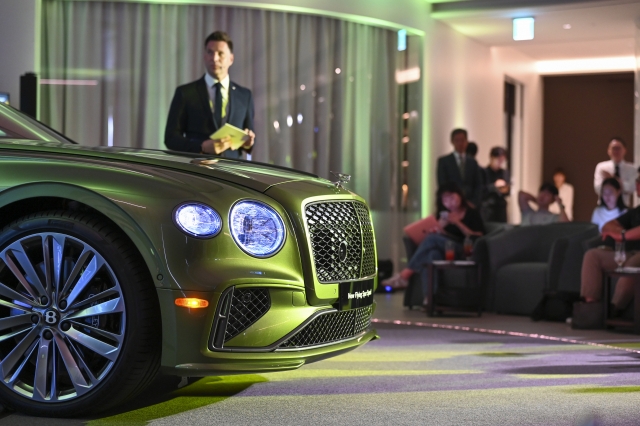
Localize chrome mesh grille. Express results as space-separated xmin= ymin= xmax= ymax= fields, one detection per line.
xmin=225 ymin=288 xmax=270 ymax=342
xmin=305 ymin=201 xmax=375 ymax=283
xmin=354 ymin=202 xmax=376 ymax=277
xmin=278 ymin=305 xmax=373 ymax=349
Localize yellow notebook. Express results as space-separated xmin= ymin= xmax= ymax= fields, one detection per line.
xmin=209 ymin=124 xmax=249 ymax=151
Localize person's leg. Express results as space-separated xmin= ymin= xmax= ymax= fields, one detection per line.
xmin=581 ymin=248 xmax=617 ymax=302
xmin=408 ymin=233 xmax=448 ymax=272
xmin=612 ymin=251 xmax=640 ymax=309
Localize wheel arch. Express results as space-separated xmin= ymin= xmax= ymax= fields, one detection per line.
xmin=0 ymin=182 xmax=165 ymax=287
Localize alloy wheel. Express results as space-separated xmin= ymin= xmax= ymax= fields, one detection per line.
xmin=0 ymin=232 xmax=126 ymax=402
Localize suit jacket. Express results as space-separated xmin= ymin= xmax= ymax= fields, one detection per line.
xmin=436 ymin=153 xmax=483 ymax=206
xmin=164 ymin=75 xmax=254 ymax=159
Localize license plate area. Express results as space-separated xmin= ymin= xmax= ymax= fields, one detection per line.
xmin=338 ymin=279 xmax=374 ymax=311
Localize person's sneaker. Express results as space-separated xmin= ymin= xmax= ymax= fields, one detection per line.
xmin=381 ymin=273 xmax=408 ymax=290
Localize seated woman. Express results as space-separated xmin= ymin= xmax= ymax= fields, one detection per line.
xmin=382 ymin=183 xmax=485 ymax=304
xmin=591 ymin=177 xmax=627 ymax=232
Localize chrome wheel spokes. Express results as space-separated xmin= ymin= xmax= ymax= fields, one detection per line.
xmin=0 ymin=233 xmax=126 ymax=402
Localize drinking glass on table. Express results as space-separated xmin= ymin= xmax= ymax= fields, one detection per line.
xmin=614 ymin=241 xmax=626 ymax=270
xmin=444 ymin=240 xmax=456 ymax=262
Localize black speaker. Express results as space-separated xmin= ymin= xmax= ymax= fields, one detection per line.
xmin=20 ymin=72 xmax=38 ymax=118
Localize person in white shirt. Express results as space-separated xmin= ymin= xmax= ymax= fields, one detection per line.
xmin=591 ymin=177 xmax=627 ymax=232
xmin=594 ymin=137 xmax=635 ymax=207
xmin=549 ymin=169 xmax=574 ymax=221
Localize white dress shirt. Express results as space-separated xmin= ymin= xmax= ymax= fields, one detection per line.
xmin=594 ymin=160 xmax=636 ymax=206
xmin=453 ymin=151 xmax=466 ymax=169
xmin=204 ymin=73 xmax=230 ymax=122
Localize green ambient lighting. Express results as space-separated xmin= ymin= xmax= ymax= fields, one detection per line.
xmin=513 ymin=17 xmax=534 ymax=41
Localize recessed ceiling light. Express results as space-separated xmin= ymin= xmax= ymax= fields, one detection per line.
xmin=563 ymin=24 xmax=571 ymax=29
xmin=513 ymin=17 xmax=534 ymax=41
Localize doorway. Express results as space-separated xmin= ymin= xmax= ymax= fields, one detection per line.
xmin=542 ymin=73 xmax=634 ymax=222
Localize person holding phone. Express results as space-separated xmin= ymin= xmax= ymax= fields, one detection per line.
xmin=382 ymin=183 xmax=485 ymax=304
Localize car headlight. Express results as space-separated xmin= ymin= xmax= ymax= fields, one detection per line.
xmin=174 ymin=203 xmax=222 ymax=238
xmin=229 ymin=200 xmax=286 ymax=257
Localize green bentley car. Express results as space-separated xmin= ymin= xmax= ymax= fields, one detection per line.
xmin=0 ymin=103 xmax=378 ymax=417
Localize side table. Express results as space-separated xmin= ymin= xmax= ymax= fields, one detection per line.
xmin=425 ymin=260 xmax=482 ymax=318
xmin=603 ymin=267 xmax=640 ymax=333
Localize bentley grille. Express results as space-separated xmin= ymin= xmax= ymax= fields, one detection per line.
xmin=305 ymin=201 xmax=376 ymax=283
xmin=277 ymin=305 xmax=373 ymax=349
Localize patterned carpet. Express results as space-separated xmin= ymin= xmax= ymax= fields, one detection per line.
xmin=4 ymin=321 xmax=640 ymax=425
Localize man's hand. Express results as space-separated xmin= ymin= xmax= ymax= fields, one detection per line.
xmin=202 ymin=136 xmax=232 ymax=155
xmin=243 ymin=129 xmax=255 ymax=149
xmin=495 ymin=179 xmax=507 ymax=188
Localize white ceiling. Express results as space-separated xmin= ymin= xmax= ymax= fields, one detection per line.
xmin=431 ymin=0 xmax=640 ymax=61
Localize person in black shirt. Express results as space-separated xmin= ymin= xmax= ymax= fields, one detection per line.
xmin=581 ymin=169 xmax=640 ymax=313
xmin=381 ymin=183 xmax=485 ymax=303
xmin=481 ymin=147 xmax=510 ymax=223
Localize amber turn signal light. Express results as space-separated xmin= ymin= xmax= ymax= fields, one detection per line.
xmin=175 ymin=298 xmax=209 ymax=309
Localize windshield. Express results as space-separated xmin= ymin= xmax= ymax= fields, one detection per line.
xmin=0 ymin=103 xmax=76 ymax=144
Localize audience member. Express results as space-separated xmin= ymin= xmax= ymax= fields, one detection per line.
xmin=437 ymin=129 xmax=483 ymax=207
xmin=591 ymin=177 xmax=627 ymax=232
xmin=594 ymin=137 xmax=635 ymax=206
xmin=466 ymin=142 xmax=478 ymax=161
xmin=382 ymin=183 xmax=485 ymax=304
xmin=549 ymin=169 xmax=574 ymax=221
xmin=481 ymin=146 xmax=510 ymax=223
xmin=580 ymin=170 xmax=640 ymax=315
xmin=518 ymin=183 xmax=569 ymax=226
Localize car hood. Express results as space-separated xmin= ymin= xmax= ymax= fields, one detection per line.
xmin=0 ymin=140 xmax=330 ymax=193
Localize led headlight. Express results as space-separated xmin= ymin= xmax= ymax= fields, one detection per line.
xmin=174 ymin=203 xmax=222 ymax=238
xmin=229 ymin=200 xmax=286 ymax=257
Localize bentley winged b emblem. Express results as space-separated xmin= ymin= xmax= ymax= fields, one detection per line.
xmin=330 ymin=171 xmax=351 ymax=189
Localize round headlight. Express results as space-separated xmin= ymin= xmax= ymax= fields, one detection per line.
xmin=229 ymin=200 xmax=286 ymax=257
xmin=174 ymin=203 xmax=222 ymax=238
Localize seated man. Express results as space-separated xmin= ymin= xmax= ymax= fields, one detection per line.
xmin=518 ymin=183 xmax=569 ymax=226
xmin=581 ymin=171 xmax=640 ymax=313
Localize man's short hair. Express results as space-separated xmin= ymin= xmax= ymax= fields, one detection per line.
xmin=539 ymin=182 xmax=559 ymax=196
xmin=610 ymin=136 xmax=626 ymax=147
xmin=204 ymin=31 xmax=234 ymax=53
xmin=450 ymin=128 xmax=468 ymax=141
xmin=490 ymin=146 xmax=507 ymax=158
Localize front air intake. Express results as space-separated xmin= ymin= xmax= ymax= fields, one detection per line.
xmin=211 ymin=287 xmax=271 ymax=349
xmin=277 ymin=305 xmax=373 ymax=349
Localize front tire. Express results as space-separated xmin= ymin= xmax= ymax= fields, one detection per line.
xmin=0 ymin=211 xmax=161 ymax=417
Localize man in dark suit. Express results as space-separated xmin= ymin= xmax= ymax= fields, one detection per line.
xmin=436 ymin=128 xmax=483 ymax=207
xmin=165 ymin=31 xmax=255 ymax=159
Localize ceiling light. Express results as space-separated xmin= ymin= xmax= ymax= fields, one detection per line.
xmin=513 ymin=17 xmax=534 ymax=41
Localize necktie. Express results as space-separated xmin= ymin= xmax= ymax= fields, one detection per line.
xmin=459 ymin=156 xmax=466 ymax=179
xmin=615 ymin=164 xmax=620 ymax=178
xmin=213 ymin=82 xmax=222 ymax=129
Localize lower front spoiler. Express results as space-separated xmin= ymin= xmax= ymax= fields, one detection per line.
xmin=160 ymin=328 xmax=379 ymax=377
